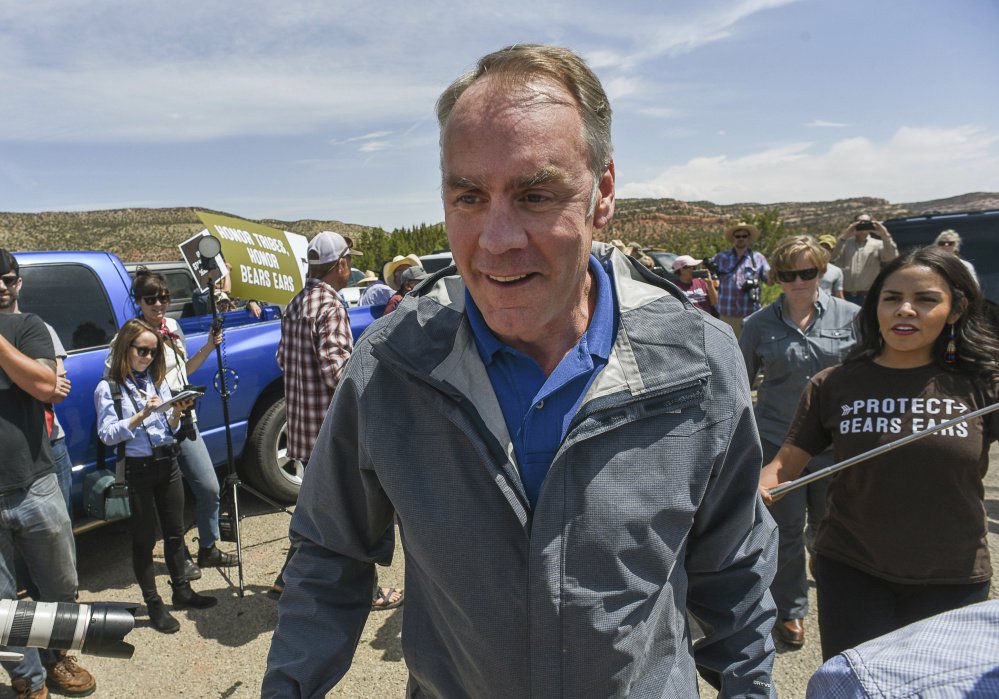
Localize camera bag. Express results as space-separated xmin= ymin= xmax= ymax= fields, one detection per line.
xmin=86 ymin=379 xmax=132 ymax=521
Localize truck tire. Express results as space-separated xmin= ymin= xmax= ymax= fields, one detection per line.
xmin=243 ymin=398 xmax=303 ymax=503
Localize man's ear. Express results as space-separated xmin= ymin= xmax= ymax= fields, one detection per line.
xmin=592 ymin=162 xmax=615 ymax=230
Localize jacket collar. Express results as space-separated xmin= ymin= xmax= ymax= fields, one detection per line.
xmin=365 ymin=243 xmax=712 ymax=408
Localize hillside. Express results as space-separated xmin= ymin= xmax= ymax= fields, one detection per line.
xmin=1 ymin=192 xmax=996 ymax=263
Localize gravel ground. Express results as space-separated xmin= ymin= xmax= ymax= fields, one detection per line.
xmin=3 ymin=444 xmax=995 ymax=698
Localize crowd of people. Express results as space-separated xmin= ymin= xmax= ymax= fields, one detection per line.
xmin=1 ymin=42 xmax=996 ymax=699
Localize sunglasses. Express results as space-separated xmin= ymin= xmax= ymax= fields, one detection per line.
xmin=131 ymin=344 xmax=158 ymax=358
xmin=937 ymin=241 xmax=956 ymax=247
xmin=141 ymin=293 xmax=171 ymax=305
xmin=732 ymin=234 xmax=750 ymax=240
xmin=0 ymin=274 xmax=18 ymax=287
xmin=776 ymin=268 xmax=820 ymax=283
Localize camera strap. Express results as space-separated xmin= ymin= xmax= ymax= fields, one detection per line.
xmin=104 ymin=379 xmax=128 ymax=486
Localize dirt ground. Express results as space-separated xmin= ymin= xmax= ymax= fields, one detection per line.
xmin=2 ymin=444 xmax=995 ymax=698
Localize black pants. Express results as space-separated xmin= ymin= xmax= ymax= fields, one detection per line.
xmin=126 ymin=456 xmax=187 ymax=601
xmin=814 ymin=553 xmax=990 ymax=660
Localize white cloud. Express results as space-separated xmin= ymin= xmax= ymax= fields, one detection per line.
xmin=617 ymin=125 xmax=999 ymax=204
xmin=807 ymin=120 xmax=849 ymax=128
xmin=586 ymin=0 xmax=802 ymax=69
xmin=358 ymin=141 xmax=391 ymax=153
xmin=0 ymin=0 xmax=801 ymax=143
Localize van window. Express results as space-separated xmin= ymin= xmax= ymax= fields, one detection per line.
xmin=18 ymin=264 xmax=118 ymax=352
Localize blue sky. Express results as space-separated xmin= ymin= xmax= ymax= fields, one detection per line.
xmin=2 ymin=0 xmax=997 ymax=230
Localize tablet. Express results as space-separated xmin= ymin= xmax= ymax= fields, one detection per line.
xmin=153 ymin=390 xmax=205 ymax=413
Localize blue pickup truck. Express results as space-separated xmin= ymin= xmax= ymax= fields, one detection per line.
xmin=15 ymin=251 xmax=379 ymax=530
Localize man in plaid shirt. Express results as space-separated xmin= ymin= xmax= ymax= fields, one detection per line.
xmin=709 ymin=222 xmax=770 ymax=340
xmin=278 ymin=230 xmax=357 ymax=461
xmin=273 ymin=230 xmax=358 ymax=594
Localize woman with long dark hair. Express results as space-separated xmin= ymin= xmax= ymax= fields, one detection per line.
xmin=95 ymin=319 xmax=217 ymax=632
xmin=130 ymin=268 xmax=235 ymax=578
xmin=760 ymin=246 xmax=999 ymax=659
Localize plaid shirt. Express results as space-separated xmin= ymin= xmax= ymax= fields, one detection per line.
xmin=806 ymin=600 xmax=999 ymax=698
xmin=710 ymin=248 xmax=770 ymax=318
xmin=277 ymin=278 xmax=353 ymax=461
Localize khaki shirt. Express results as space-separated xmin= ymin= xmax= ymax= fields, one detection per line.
xmin=830 ymin=234 xmax=899 ymax=292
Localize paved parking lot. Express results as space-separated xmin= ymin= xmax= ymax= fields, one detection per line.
xmin=2 ymin=445 xmax=995 ymax=698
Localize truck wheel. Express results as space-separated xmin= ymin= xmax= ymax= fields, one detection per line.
xmin=243 ymin=398 xmax=303 ymax=503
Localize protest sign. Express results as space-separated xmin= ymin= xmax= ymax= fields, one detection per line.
xmin=194 ymin=212 xmax=309 ymax=305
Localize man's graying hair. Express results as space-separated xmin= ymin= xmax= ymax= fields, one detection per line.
xmin=436 ymin=44 xmax=614 ymax=185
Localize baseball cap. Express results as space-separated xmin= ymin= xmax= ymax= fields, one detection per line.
xmin=401 ymin=266 xmax=428 ymax=284
xmin=817 ymin=234 xmax=837 ymax=249
xmin=307 ymin=231 xmax=362 ymax=265
xmin=671 ymin=254 xmax=703 ymax=271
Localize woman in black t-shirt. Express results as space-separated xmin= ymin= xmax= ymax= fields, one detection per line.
xmin=760 ymin=246 xmax=999 ymax=660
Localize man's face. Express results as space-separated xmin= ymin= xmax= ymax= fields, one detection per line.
xmin=442 ymin=77 xmax=614 ymax=351
xmin=0 ymin=272 xmax=21 ymax=311
xmin=731 ymin=230 xmax=751 ymax=251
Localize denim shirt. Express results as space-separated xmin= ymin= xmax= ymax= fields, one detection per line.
xmin=740 ymin=290 xmax=860 ymax=446
xmin=94 ymin=373 xmax=177 ymax=458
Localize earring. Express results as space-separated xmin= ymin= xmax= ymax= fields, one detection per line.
xmin=944 ymin=324 xmax=957 ymax=364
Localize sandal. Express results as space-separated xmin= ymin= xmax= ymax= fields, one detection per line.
xmin=371 ymin=586 xmax=404 ymax=611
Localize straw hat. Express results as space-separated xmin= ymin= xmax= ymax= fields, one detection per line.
xmin=383 ymin=254 xmax=422 ymax=290
xmin=356 ymin=270 xmax=379 ymax=287
xmin=724 ymin=222 xmax=760 ymax=243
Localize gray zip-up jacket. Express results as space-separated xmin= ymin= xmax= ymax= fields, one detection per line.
xmin=263 ymin=244 xmax=778 ymax=699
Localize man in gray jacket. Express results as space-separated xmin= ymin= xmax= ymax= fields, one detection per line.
xmin=264 ymin=44 xmax=778 ymax=698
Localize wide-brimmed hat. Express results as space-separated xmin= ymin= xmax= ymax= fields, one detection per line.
xmin=383 ymin=254 xmax=422 ymax=290
xmin=671 ymin=254 xmax=703 ymax=271
xmin=356 ymin=270 xmax=379 ymax=287
xmin=724 ymin=222 xmax=760 ymax=243
xmin=308 ymin=231 xmax=362 ymax=265
xmin=817 ymin=234 xmax=837 ymax=249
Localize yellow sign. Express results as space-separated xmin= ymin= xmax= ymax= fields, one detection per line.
xmin=195 ymin=212 xmax=309 ymax=305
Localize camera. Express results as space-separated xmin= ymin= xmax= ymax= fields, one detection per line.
xmin=741 ymin=277 xmax=762 ymax=304
xmin=152 ymin=443 xmax=180 ymax=463
xmin=856 ymin=220 xmax=875 ymax=231
xmin=0 ymin=599 xmax=136 ymax=659
xmin=692 ymin=270 xmax=710 ymax=279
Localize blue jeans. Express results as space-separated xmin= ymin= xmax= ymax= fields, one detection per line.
xmin=0 ymin=473 xmax=79 ymax=692
xmin=50 ymin=437 xmax=73 ymax=517
xmin=177 ymin=430 xmax=221 ymax=550
xmin=763 ymin=440 xmax=829 ymax=620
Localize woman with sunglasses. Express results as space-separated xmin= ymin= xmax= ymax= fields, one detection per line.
xmin=130 ymin=268 xmax=235 ymax=579
xmin=740 ymin=235 xmax=860 ymax=648
xmin=95 ymin=319 xmax=217 ymax=633
xmin=760 ymin=246 xmax=999 ymax=660
xmin=934 ymin=229 xmax=978 ymax=285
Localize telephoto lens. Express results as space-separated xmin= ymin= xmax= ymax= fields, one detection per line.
xmin=0 ymin=600 xmax=136 ymax=659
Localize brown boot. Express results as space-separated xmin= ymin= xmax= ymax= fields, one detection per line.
xmin=43 ymin=651 xmax=96 ymax=697
xmin=11 ymin=678 xmax=48 ymax=699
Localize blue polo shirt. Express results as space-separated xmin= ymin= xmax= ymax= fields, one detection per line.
xmin=466 ymin=255 xmax=617 ymax=508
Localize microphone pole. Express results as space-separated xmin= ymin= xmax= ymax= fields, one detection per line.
xmin=196 ymin=235 xmax=245 ymax=595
